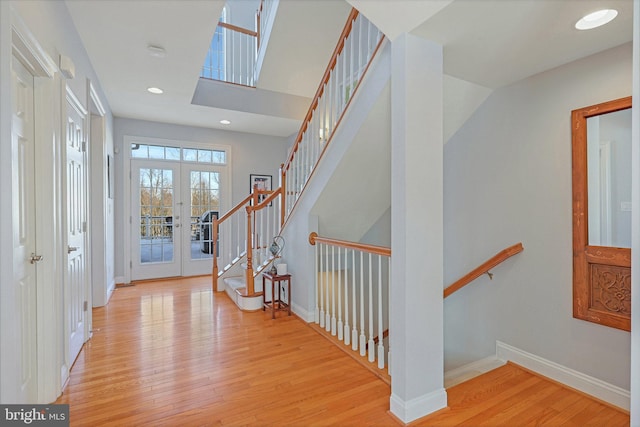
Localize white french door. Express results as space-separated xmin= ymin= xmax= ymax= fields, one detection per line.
xmin=131 ymin=159 xmax=223 ymax=280
xmin=131 ymin=160 xmax=182 ymax=280
xmin=181 ymin=164 xmax=220 ymax=276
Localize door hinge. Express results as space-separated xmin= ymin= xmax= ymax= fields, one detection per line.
xmin=82 ymin=140 xmax=87 ymax=152
xmin=129 ymin=216 xmax=132 ymax=224
xmin=130 ymin=260 xmax=132 ymax=268
xmin=83 ymin=301 xmax=88 ymax=312
xmin=83 ymin=221 xmax=87 ymax=232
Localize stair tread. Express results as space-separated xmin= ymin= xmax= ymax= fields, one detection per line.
xmin=234 ymin=287 xmax=264 ymax=298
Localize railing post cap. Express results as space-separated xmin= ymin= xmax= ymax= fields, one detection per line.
xmin=309 ymin=232 xmax=318 ymax=246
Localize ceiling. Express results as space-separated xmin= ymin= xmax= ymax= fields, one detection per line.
xmin=66 ymin=0 xmax=633 ymax=139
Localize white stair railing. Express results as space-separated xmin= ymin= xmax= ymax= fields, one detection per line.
xmin=282 ymin=10 xmax=384 ymax=220
xmin=309 ymin=232 xmax=390 ymax=371
xmin=202 ymin=22 xmax=257 ymax=87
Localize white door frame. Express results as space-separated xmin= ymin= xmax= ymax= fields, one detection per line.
xmin=122 ymin=135 xmax=231 ymax=284
xmin=1 ymin=6 xmax=62 ymax=404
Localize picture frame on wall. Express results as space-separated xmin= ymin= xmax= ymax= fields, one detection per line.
xmin=250 ymin=174 xmax=272 ymax=205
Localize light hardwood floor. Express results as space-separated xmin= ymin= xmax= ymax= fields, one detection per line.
xmin=56 ymin=276 xmax=629 ymax=426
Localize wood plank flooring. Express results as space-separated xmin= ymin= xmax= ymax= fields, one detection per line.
xmin=56 ymin=276 xmax=629 ymax=426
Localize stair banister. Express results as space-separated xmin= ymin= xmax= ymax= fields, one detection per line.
xmin=443 ymin=243 xmax=524 ymax=298
xmin=212 ymin=193 xmax=253 ymax=291
xmin=280 ymin=10 xmax=384 ymax=223
xmin=309 ymin=232 xmax=391 ymax=371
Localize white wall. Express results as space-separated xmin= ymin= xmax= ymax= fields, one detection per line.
xmin=444 ymin=43 xmax=632 ymax=390
xmin=113 ymin=118 xmax=288 ymax=280
xmin=1 ymin=0 xmax=114 ymax=402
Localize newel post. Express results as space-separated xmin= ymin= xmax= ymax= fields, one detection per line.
xmin=212 ymin=216 xmax=219 ymax=292
xmin=245 ymin=205 xmax=255 ymax=295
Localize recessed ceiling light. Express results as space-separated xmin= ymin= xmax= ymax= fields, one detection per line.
xmin=575 ymin=9 xmax=618 ymax=30
xmin=147 ymin=45 xmax=166 ymax=58
xmin=147 ymin=87 xmax=163 ymax=94
xmin=220 ymin=119 xmax=231 ymax=125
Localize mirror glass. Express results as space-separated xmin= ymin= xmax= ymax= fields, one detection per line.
xmin=586 ymin=108 xmax=632 ymax=248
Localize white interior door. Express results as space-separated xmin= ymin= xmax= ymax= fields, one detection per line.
xmin=65 ymin=88 xmax=88 ymax=364
xmin=131 ymin=160 xmax=182 ymax=280
xmin=11 ymin=56 xmax=38 ymax=403
xmin=182 ymin=165 xmax=221 ymax=275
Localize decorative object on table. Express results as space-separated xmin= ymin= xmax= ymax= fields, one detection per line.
xmin=269 ymin=264 xmax=277 ymax=275
xmin=269 ymin=235 xmax=285 ymax=258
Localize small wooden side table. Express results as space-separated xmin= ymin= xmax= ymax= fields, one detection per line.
xmin=262 ymin=272 xmax=292 ymax=319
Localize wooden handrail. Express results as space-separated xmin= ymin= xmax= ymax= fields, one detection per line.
xmin=283 ymin=8 xmax=360 ymax=170
xmin=218 ymin=22 xmax=258 ymax=37
xmin=308 ymin=232 xmax=391 ymax=257
xmin=443 ymin=243 xmax=524 ymax=298
xmin=250 ymin=187 xmax=282 ymax=211
xmin=216 ymin=194 xmax=253 ymax=224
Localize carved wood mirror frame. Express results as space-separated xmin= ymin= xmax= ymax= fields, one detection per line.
xmin=572 ymin=96 xmax=631 ymax=331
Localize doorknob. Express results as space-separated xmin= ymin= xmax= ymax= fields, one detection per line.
xmin=29 ymin=253 xmax=43 ymax=264
xmin=67 ymin=246 xmax=79 ymax=254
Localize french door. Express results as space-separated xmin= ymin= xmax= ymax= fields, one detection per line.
xmin=131 ymin=159 xmax=222 ymax=280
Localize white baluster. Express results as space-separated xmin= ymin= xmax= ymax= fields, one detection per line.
xmin=314 ymin=241 xmax=319 ymax=324
xmin=359 ymin=251 xmax=366 ymax=356
xmin=325 ymin=243 xmax=330 ymax=331
xmin=319 ymin=243 xmax=325 ymax=328
xmin=377 ymin=254 xmax=384 ymax=369
xmin=331 ymin=245 xmax=337 ymax=336
xmin=344 ymin=248 xmax=350 ymax=346
xmin=368 ymin=252 xmax=375 ymax=363
xmin=388 ymin=256 xmax=391 ymax=375
xmin=351 ymin=249 xmax=358 ymax=351
xmin=337 ymin=246 xmax=343 ymax=341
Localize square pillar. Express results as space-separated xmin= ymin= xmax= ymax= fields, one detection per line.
xmin=389 ymin=33 xmax=446 ymax=423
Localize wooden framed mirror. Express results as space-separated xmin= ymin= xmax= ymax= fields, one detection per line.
xmin=572 ymin=96 xmax=631 ymax=331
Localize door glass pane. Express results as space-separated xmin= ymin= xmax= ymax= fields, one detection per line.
xmin=190 ymin=170 xmax=220 ymax=260
xmin=139 ymin=168 xmax=174 ymax=263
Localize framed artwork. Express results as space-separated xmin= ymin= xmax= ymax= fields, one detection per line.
xmin=250 ymin=174 xmax=272 ymax=204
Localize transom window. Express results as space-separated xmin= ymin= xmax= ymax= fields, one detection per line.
xmin=131 ymin=143 xmax=227 ymax=165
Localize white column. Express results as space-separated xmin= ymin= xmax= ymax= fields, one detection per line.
xmin=630 ymin=1 xmax=639 ymax=425
xmin=389 ymin=33 xmax=446 ymax=423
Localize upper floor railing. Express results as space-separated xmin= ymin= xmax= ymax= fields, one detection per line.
xmin=201 ymin=21 xmax=258 ymax=87
xmin=201 ymin=0 xmax=278 ymax=87
xmin=282 ymin=10 xmax=384 ymax=221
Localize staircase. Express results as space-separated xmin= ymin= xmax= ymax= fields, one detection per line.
xmin=213 ymin=187 xmax=283 ymax=310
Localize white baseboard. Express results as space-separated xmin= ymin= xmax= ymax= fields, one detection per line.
xmin=291 ymin=302 xmax=314 ymax=322
xmin=496 ymin=341 xmax=630 ymax=411
xmin=389 ymin=388 xmax=447 ymax=423
xmin=115 ymin=276 xmax=125 ymax=285
xmin=444 ymin=356 xmax=506 ymax=388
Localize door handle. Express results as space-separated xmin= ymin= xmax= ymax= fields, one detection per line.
xmin=29 ymin=253 xmax=43 ymax=264
xmin=67 ymin=246 xmax=79 ymax=254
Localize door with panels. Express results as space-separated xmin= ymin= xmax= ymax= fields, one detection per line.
xmin=65 ymin=87 xmax=89 ymax=365
xmin=10 ymin=55 xmax=38 ymax=403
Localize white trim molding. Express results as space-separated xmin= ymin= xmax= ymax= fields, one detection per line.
xmin=496 ymin=341 xmax=630 ymax=411
xmin=390 ymin=388 xmax=448 ymax=424
xmin=444 ymin=356 xmax=506 ymax=389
